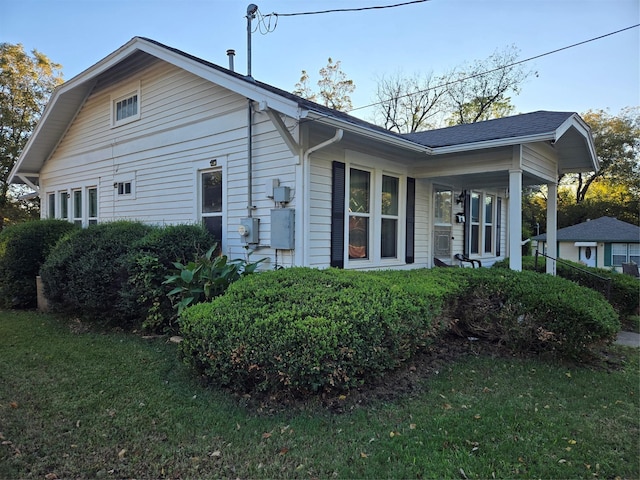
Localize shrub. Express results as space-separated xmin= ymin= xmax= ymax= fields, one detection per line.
xmin=179 ymin=268 xmax=453 ymax=396
xmin=447 ymin=268 xmax=620 ymax=359
xmin=164 ymin=245 xmax=265 ymax=315
xmin=0 ymin=220 xmax=77 ymax=308
xmin=122 ymin=224 xmax=215 ymax=332
xmin=40 ymin=221 xmax=153 ymax=326
xmin=494 ymin=256 xmax=640 ymax=316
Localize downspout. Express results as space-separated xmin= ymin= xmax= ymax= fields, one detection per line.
xmin=247 ymin=100 xmax=253 ymax=217
xmin=301 ymin=128 xmax=344 ymax=265
xmin=302 ymin=129 xmax=344 ymax=163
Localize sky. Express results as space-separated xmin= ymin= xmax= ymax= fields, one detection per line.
xmin=2 ymin=0 xmax=639 ymax=125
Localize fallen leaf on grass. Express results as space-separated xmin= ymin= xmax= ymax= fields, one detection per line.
xmin=9 ymin=402 xmax=18 ymax=409
xmin=360 ymin=452 xmax=368 ymax=458
xmin=118 ymin=448 xmax=126 ymax=459
xmin=279 ymin=447 xmax=289 ymax=455
xmin=210 ymin=450 xmax=221 ymax=458
xmin=262 ymin=432 xmax=272 ymax=439
xmin=44 ymin=473 xmax=58 ymax=480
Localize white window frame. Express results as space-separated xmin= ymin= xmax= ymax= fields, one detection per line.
xmin=612 ymin=243 xmax=640 ymax=266
xmin=87 ymin=187 xmax=98 ymax=225
xmin=72 ymin=189 xmax=83 ymax=226
xmin=469 ymin=191 xmax=496 ymax=257
xmin=199 ymin=168 xmax=224 ymax=247
xmin=111 ymin=81 xmax=141 ymax=128
xmin=59 ymin=190 xmax=69 ymax=220
xmin=345 ymin=165 xmax=405 ymax=268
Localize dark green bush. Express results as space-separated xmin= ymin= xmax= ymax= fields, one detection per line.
xmin=40 ymin=221 xmax=153 ymax=325
xmin=446 ymin=268 xmax=620 ymax=358
xmin=179 ymin=268 xmax=454 ymax=396
xmin=0 ymin=220 xmax=77 ymax=308
xmin=494 ymin=256 xmax=639 ymax=316
xmin=180 ymin=267 xmax=620 ymax=397
xmin=122 ymin=224 xmax=215 ymax=332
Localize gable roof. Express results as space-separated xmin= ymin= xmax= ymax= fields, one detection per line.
xmin=533 ymin=216 xmax=640 ymax=243
xmin=9 ymin=36 xmax=598 ymax=186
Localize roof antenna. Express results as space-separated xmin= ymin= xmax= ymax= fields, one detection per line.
xmin=246 ymin=4 xmax=258 ymax=78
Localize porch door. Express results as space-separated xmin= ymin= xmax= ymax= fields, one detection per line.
xmin=433 ymin=188 xmax=453 ymax=261
xmin=579 ymin=246 xmax=596 ymax=267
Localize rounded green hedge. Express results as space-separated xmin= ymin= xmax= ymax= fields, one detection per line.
xmin=123 ymin=224 xmax=215 ymax=332
xmin=442 ymin=267 xmax=620 ymax=358
xmin=40 ymin=221 xmax=153 ymax=325
xmin=179 ymin=267 xmax=620 ymax=397
xmin=0 ymin=220 xmax=77 ymax=308
xmin=494 ymin=256 xmax=639 ymax=316
xmin=179 ymin=268 xmax=453 ymax=396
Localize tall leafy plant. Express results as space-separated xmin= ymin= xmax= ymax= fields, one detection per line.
xmin=164 ymin=245 xmax=264 ymax=314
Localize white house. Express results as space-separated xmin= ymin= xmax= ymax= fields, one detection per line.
xmin=533 ymin=216 xmax=640 ymax=271
xmin=9 ymin=37 xmax=598 ymax=273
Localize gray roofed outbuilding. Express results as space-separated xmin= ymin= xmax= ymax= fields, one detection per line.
xmin=533 ymin=216 xmax=640 ymax=243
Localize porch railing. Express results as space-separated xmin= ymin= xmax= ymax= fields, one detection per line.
xmin=535 ymin=249 xmax=612 ymax=301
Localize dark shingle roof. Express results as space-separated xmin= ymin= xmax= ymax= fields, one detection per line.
xmin=402 ymin=111 xmax=575 ymax=148
xmin=533 ymin=216 xmax=640 ymax=243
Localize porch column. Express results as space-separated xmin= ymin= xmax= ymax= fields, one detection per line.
xmin=546 ymin=182 xmax=558 ymax=275
xmin=508 ymin=169 xmax=522 ymax=271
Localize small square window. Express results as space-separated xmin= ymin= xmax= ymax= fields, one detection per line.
xmin=111 ymin=82 xmax=141 ymax=127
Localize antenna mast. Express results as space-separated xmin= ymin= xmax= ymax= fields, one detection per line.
xmin=246 ymin=4 xmax=258 ymax=78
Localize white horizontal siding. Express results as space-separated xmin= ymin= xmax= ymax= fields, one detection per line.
xmin=522 ymin=143 xmax=558 ymax=182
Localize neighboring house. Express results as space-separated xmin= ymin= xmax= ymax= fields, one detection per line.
xmin=10 ymin=37 xmax=598 ymax=273
xmin=533 ymin=216 xmax=640 ymax=271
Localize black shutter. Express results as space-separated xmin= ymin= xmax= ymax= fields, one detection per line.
xmin=463 ymin=190 xmax=471 ymax=257
xmin=496 ymin=197 xmax=502 ymax=257
xmin=330 ymin=161 xmax=346 ymax=268
xmin=405 ymin=177 xmax=415 ymax=264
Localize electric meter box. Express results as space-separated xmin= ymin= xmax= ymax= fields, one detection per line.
xmin=270 ymin=208 xmax=295 ymax=249
xmin=239 ymin=217 xmax=260 ymax=244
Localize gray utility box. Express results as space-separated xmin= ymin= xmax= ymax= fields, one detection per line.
xmin=240 ymin=217 xmax=260 ymax=244
xmin=270 ymin=208 xmax=295 ymax=249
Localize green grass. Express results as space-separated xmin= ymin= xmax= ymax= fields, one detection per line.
xmin=1 ymin=310 xmax=638 ymax=479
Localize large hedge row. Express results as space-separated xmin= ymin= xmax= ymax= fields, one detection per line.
xmin=39 ymin=221 xmax=215 ymax=330
xmin=179 ymin=267 xmax=619 ymax=396
xmin=0 ymin=220 xmax=78 ymax=308
xmin=493 ymin=256 xmax=639 ymax=316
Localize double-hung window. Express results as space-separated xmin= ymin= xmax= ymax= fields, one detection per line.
xmin=469 ymin=191 xmax=496 ymax=256
xmin=349 ymin=169 xmax=371 ymax=259
xmin=612 ymin=243 xmax=640 ymax=266
xmin=72 ymin=190 xmax=83 ymax=226
xmin=381 ymin=175 xmax=399 ymax=258
xmin=88 ymin=187 xmax=98 ymax=225
xmin=201 ymin=170 xmax=223 ymax=243
xmin=60 ymin=191 xmax=69 ymax=219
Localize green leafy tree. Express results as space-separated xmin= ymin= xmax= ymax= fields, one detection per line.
xmin=293 ymin=57 xmax=355 ymax=111
xmin=570 ymin=108 xmax=640 ymax=203
xmin=0 ymin=43 xmax=63 ymax=229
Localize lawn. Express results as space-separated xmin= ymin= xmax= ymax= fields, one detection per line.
xmin=1 ymin=310 xmax=638 ymax=479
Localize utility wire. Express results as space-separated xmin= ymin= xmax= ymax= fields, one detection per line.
xmin=270 ymin=0 xmax=429 ymax=17
xmin=347 ymin=23 xmax=640 ymax=114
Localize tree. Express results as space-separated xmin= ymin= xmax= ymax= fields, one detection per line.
xmin=570 ymin=108 xmax=640 ymax=203
xmin=371 ymin=46 xmax=535 ymax=132
xmin=373 ymin=71 xmax=450 ymax=133
xmin=445 ymin=46 xmax=534 ymax=125
xmin=293 ymin=58 xmax=355 ymax=111
xmin=0 ymin=43 xmax=63 ymax=229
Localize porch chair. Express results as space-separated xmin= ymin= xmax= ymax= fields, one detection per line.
xmin=622 ymin=262 xmax=640 ymax=278
xmin=454 ymin=253 xmax=482 ymax=268
xmin=433 ymin=257 xmax=453 ymax=267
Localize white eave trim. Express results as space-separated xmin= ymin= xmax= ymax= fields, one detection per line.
xmin=305 ymin=111 xmax=433 ymax=155
xmin=431 ymin=132 xmax=555 ymax=155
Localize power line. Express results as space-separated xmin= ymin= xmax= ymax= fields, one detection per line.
xmin=271 ymin=0 xmax=429 ymax=17
xmin=347 ymin=23 xmax=640 ymax=114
